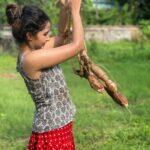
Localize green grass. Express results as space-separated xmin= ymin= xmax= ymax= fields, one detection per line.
xmin=0 ymin=41 xmax=150 ymax=150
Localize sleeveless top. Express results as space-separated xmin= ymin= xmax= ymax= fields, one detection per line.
xmin=16 ymin=54 xmax=76 ymax=133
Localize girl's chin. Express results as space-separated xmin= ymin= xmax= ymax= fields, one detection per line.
xmin=36 ymin=45 xmax=44 ymax=49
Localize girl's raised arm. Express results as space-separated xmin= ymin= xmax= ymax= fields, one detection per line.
xmin=24 ymin=0 xmax=84 ymax=71
xmin=43 ymin=2 xmax=70 ymax=48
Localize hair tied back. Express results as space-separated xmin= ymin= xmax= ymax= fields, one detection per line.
xmin=6 ymin=4 xmax=22 ymax=25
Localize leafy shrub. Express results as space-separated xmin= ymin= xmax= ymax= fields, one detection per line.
xmin=82 ymin=3 xmax=134 ymax=25
xmin=139 ymin=20 xmax=150 ymax=40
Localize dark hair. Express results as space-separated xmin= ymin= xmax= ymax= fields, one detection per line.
xmin=6 ymin=4 xmax=50 ymax=44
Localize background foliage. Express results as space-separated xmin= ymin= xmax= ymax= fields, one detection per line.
xmin=0 ymin=0 xmax=150 ymax=26
xmin=0 ymin=0 xmax=149 ymax=39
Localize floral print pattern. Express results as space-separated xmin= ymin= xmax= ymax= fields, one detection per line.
xmin=16 ymin=55 xmax=76 ymax=133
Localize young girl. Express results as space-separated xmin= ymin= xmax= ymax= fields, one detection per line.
xmin=6 ymin=0 xmax=84 ymax=149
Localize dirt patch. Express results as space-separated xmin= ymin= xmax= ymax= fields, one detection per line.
xmin=0 ymin=73 xmax=16 ymax=79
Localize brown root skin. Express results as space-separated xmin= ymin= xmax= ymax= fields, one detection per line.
xmin=105 ymin=80 xmax=117 ymax=93
xmin=105 ymin=87 xmax=128 ymax=107
xmin=73 ymin=48 xmax=128 ymax=108
xmin=87 ymin=74 xmax=105 ymax=93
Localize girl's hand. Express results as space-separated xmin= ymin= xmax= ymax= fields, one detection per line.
xmin=70 ymin=0 xmax=82 ymax=13
xmin=60 ymin=0 xmax=70 ymax=9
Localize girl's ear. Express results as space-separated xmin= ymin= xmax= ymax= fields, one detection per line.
xmin=26 ymin=32 xmax=34 ymax=41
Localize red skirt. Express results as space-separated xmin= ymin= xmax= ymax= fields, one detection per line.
xmin=27 ymin=122 xmax=75 ymax=150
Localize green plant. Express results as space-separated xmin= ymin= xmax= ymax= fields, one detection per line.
xmin=139 ymin=20 xmax=150 ymax=40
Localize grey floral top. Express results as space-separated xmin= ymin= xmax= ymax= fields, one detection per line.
xmin=16 ymin=54 xmax=76 ymax=133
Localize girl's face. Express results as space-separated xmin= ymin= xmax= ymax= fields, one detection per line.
xmin=30 ymin=21 xmax=50 ymax=49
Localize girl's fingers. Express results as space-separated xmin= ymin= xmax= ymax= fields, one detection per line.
xmin=60 ymin=0 xmax=70 ymax=8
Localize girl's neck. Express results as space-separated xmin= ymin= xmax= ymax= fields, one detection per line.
xmin=19 ymin=44 xmax=33 ymax=57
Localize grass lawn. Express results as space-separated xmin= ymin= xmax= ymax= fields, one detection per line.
xmin=0 ymin=41 xmax=150 ymax=150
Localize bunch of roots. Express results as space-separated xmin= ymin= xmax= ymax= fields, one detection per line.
xmin=74 ymin=44 xmax=128 ymax=107
xmin=60 ymin=0 xmax=128 ymax=107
